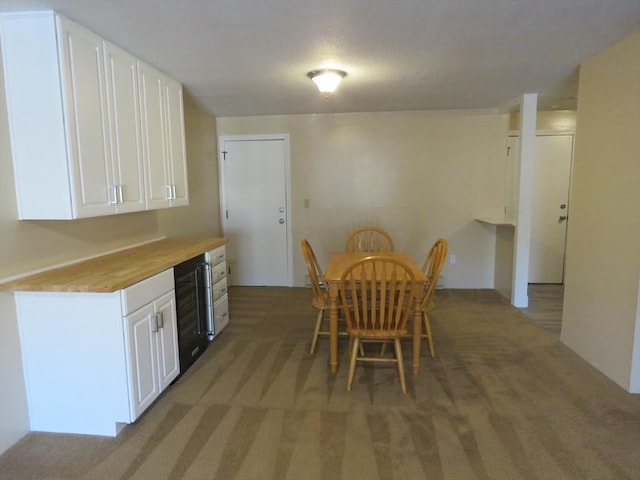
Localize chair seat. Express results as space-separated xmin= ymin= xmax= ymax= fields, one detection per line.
xmin=348 ymin=328 xmax=407 ymax=339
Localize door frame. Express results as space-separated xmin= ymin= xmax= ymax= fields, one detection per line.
xmin=217 ymin=134 xmax=294 ymax=286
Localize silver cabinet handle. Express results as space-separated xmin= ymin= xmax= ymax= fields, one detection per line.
xmin=108 ymin=186 xmax=118 ymax=205
xmin=157 ymin=311 xmax=164 ymax=329
xmin=151 ymin=314 xmax=158 ymax=332
xmin=172 ymin=185 xmax=177 ymax=200
xmin=165 ymin=185 xmax=173 ymax=200
xmin=117 ymin=185 xmax=123 ymax=204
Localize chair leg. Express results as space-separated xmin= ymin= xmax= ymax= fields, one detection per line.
xmin=310 ymin=309 xmax=324 ymax=354
xmin=347 ymin=338 xmax=360 ymax=391
xmin=348 ymin=336 xmax=363 ymax=356
xmin=422 ymin=312 xmax=435 ymax=357
xmin=394 ymin=338 xmax=407 ymax=394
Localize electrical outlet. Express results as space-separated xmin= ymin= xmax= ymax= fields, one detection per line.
xmin=449 ymin=254 xmax=456 ymax=265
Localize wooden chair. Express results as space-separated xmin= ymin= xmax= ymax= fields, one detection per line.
xmin=419 ymin=238 xmax=448 ymax=357
xmin=339 ymin=256 xmax=417 ymax=394
xmin=301 ymin=239 xmax=347 ymax=354
xmin=345 ymin=226 xmax=395 ymax=253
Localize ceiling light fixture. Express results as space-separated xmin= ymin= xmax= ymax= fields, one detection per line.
xmin=307 ymin=69 xmax=347 ymax=93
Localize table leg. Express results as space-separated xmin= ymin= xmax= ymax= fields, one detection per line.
xmin=413 ymin=297 xmax=422 ymax=374
xmin=329 ymin=283 xmax=339 ymax=373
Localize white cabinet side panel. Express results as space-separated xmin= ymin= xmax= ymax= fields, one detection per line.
xmin=0 ymin=13 xmax=72 ymax=219
xmin=15 ymin=292 xmax=129 ymax=436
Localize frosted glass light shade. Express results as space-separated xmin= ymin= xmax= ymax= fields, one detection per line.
xmin=307 ymin=69 xmax=347 ymax=93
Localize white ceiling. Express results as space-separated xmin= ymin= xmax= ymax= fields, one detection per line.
xmin=1 ymin=0 xmax=639 ymax=117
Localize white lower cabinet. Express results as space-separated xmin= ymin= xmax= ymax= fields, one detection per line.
xmin=124 ymin=290 xmax=179 ymax=420
xmin=14 ymin=269 xmax=178 ymax=436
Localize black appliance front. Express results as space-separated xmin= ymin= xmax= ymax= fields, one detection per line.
xmin=174 ymin=254 xmax=208 ymax=374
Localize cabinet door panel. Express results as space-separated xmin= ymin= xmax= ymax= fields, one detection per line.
xmin=58 ymin=17 xmax=113 ymax=217
xmin=164 ymin=76 xmax=189 ymax=206
xmin=139 ymin=62 xmax=169 ymax=209
xmin=124 ymin=304 xmax=159 ymax=420
xmin=155 ymin=291 xmax=180 ymax=390
xmin=104 ymin=43 xmax=145 ymax=213
xmin=213 ymin=294 xmax=230 ymax=334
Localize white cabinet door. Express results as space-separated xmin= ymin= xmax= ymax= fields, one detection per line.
xmin=139 ymin=61 xmax=170 ymax=209
xmin=164 ymin=76 xmax=189 ymax=207
xmin=125 ymin=303 xmax=160 ymax=420
xmin=58 ymin=16 xmax=114 ymax=218
xmin=104 ymin=42 xmax=146 ymax=213
xmin=154 ymin=291 xmax=180 ymax=391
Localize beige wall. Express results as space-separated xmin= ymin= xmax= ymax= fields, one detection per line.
xmin=217 ymin=110 xmax=510 ymax=288
xmin=509 ymin=110 xmax=577 ymax=131
xmin=562 ymin=32 xmax=640 ymax=392
xmin=0 ymin=48 xmax=221 ymax=451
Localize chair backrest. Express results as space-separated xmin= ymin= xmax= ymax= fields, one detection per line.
xmin=345 ymin=226 xmax=395 ymax=253
xmin=339 ymin=256 xmax=416 ymax=335
xmin=420 ymin=238 xmax=448 ymax=311
xmin=301 ymin=239 xmax=329 ymax=309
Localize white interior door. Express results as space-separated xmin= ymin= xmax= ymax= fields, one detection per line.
xmin=529 ymin=134 xmax=573 ymax=283
xmin=220 ymin=136 xmax=291 ymax=286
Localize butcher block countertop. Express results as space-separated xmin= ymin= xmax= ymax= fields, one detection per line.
xmin=0 ymin=237 xmax=227 ymax=293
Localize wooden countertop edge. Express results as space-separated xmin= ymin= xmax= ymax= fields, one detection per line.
xmin=0 ymin=237 xmax=227 ymax=293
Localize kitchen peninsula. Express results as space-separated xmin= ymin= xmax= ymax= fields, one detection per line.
xmin=0 ymin=237 xmax=227 ymax=437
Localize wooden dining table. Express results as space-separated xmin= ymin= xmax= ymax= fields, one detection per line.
xmin=323 ymin=252 xmax=428 ymax=374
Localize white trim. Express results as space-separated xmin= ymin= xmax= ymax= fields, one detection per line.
xmin=218 ymin=134 xmax=293 ymax=287
xmin=509 ymin=129 xmax=576 ymax=136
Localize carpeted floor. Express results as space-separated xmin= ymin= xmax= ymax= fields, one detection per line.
xmin=1 ymin=287 xmax=639 ymax=480
xmin=519 ymin=284 xmax=564 ymax=338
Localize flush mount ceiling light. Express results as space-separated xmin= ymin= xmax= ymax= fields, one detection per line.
xmin=307 ymin=69 xmax=347 ymax=93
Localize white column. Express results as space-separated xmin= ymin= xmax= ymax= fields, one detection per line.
xmin=511 ymin=94 xmax=537 ymax=307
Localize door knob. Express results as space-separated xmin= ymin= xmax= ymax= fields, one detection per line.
xmin=279 ymin=218 xmax=285 ymax=224
xmin=558 ymin=215 xmax=568 ymax=222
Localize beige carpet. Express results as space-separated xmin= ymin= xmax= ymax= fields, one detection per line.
xmin=1 ymin=287 xmax=639 ymax=480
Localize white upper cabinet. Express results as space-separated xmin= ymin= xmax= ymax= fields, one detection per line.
xmin=139 ymin=63 xmax=189 ymax=209
xmin=0 ymin=11 xmax=187 ymax=219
